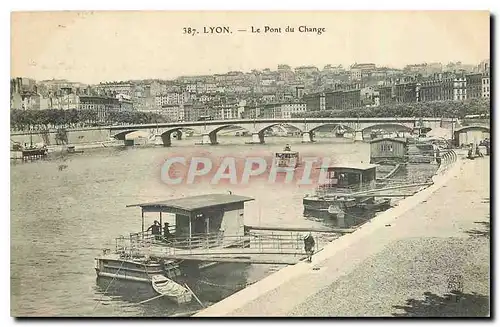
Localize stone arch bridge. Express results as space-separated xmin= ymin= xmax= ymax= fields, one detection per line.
xmin=110 ymin=117 xmax=446 ymax=146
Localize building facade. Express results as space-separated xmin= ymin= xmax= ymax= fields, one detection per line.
xmin=482 ymin=73 xmax=490 ymax=98
xmin=466 ymin=73 xmax=483 ymax=99
xmin=394 ymin=82 xmax=417 ymax=103
xmin=453 ymin=77 xmax=467 ymax=101
xmin=79 ymin=96 xmax=124 ymax=121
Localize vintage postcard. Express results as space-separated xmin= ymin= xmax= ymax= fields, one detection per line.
xmin=10 ymin=10 xmax=490 ymax=317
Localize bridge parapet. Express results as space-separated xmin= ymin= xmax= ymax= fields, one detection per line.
xmin=108 ymin=117 xmax=447 ymax=145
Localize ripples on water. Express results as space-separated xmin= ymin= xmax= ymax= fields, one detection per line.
xmin=10 ymin=136 xmax=437 ymax=316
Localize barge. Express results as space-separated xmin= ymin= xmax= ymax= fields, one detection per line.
xmin=303 ymin=163 xmax=391 ymax=222
xmin=95 ymin=194 xmax=254 ymax=286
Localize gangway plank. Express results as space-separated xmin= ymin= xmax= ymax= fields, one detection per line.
xmin=154 ymin=254 xmax=302 ymax=265
xmin=147 ymin=246 xmax=307 ymax=257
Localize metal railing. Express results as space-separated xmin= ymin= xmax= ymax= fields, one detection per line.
xmin=435 ymin=149 xmax=458 ymax=175
xmin=115 ymin=230 xmax=326 ymax=258
xmin=313 ymin=184 xmax=375 ymax=198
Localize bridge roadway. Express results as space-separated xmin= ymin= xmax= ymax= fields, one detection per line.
xmin=195 ymin=156 xmax=490 ymax=317
xmin=109 ymin=117 xmax=451 ymax=146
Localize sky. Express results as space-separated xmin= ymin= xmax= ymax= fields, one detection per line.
xmin=11 ymin=11 xmax=490 ymax=84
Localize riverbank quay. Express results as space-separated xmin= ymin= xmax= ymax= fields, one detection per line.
xmin=195 ymin=156 xmax=490 ymax=317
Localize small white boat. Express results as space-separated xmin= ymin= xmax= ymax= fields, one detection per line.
xmin=151 ymin=275 xmax=192 ymax=305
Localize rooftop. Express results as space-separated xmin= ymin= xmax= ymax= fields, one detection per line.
xmin=316 ymin=163 xmax=378 ymax=171
xmin=127 ymin=194 xmax=255 ymax=212
xmin=369 ymin=137 xmax=408 ymax=144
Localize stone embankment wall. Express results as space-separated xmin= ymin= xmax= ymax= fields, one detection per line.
xmin=10 ymin=128 xmax=111 ymax=146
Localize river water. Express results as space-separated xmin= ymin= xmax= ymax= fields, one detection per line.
xmin=10 ymin=136 xmax=437 ymax=317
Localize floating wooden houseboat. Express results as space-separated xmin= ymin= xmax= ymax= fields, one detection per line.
xmin=21 ymin=146 xmax=48 ymax=160
xmin=95 ymin=194 xmax=254 ymax=285
xmin=406 ymin=139 xmax=436 ymax=164
xmin=274 ymin=145 xmax=299 ymax=170
xmin=369 ymin=137 xmax=408 ymax=165
xmin=303 ymin=163 xmax=391 ymax=221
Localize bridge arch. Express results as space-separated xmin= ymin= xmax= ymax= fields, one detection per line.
xmin=249 ymin=123 xmax=304 ymax=144
xmin=254 ymin=122 xmax=304 ymax=135
xmin=308 ymin=123 xmax=356 ymax=133
xmin=158 ymin=128 xmax=186 ymax=146
xmin=208 ymin=124 xmax=251 ymax=135
xmin=197 ymin=124 xmax=252 ymax=145
xmin=112 ymin=130 xmax=138 ymax=140
xmin=454 ymin=125 xmax=490 ymax=133
xmin=453 ymin=125 xmax=490 ymax=147
xmin=361 ymin=123 xmax=413 ymax=137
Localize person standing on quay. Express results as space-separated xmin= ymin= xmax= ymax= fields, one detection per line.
xmin=304 ymin=232 xmax=315 ymax=263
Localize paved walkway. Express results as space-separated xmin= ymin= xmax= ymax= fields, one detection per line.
xmin=196 ymin=157 xmax=490 ymax=317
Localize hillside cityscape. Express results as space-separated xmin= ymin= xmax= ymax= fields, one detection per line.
xmin=10 ymin=59 xmax=490 ymax=130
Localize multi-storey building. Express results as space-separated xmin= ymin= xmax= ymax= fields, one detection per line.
xmin=350 ymin=63 xmax=376 ymax=81
xmin=241 ymin=106 xmax=260 ymax=119
xmin=276 ymin=102 xmax=307 ymax=118
xmin=216 ymin=103 xmax=240 ymax=120
xmin=185 ymin=83 xmax=197 ymax=93
xmin=294 ymin=66 xmax=320 ymax=77
xmin=41 ymin=94 xmax=80 ymax=110
xmin=441 ymin=78 xmax=455 ymax=101
xmin=466 ymin=73 xmax=483 ymax=99
xmin=262 ymin=93 xmax=276 ymax=103
xmin=161 ymin=104 xmax=182 ymax=121
xmin=350 ymin=69 xmax=362 ymax=81
xmin=404 ymin=63 xmax=442 ymax=76
xmin=79 ymin=96 xmax=121 ymax=121
xmin=11 ymin=78 xmax=39 ymax=110
xmin=183 ymin=103 xmax=211 ymax=121
xmin=477 ymin=59 xmax=490 ymax=73
xmin=256 ymin=103 xmax=281 ymax=119
xmin=394 ymin=82 xmax=417 ymax=103
xmin=482 ymin=72 xmax=490 ymax=98
xmin=453 ymin=76 xmax=467 ymax=101
xmin=303 ymin=92 xmax=324 ymax=111
xmin=376 ymin=86 xmax=394 ymax=105
xmin=418 ymin=80 xmax=443 ymax=102
xmin=149 ymin=81 xmax=167 ymax=96
xmin=11 ymin=93 xmax=41 ymax=110
xmin=155 ymin=92 xmax=190 ymax=106
xmin=96 ymin=83 xmax=134 ymax=97
xmin=323 ymin=89 xmax=361 ymax=110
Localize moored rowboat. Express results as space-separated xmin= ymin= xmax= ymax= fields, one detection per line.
xmin=151 ymin=275 xmax=192 ymax=305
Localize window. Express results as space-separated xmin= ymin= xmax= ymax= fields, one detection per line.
xmin=381 ymin=144 xmax=394 ymax=152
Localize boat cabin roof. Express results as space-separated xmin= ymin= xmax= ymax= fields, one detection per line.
xmin=369 ymin=137 xmax=407 ymax=144
xmin=127 ymin=194 xmax=254 ymax=213
xmin=276 ymin=150 xmax=299 ymax=154
xmin=316 ymin=163 xmax=378 ymax=172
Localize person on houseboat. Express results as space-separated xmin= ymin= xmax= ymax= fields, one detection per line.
xmin=485 ymin=140 xmax=491 ymax=156
xmin=467 ymin=147 xmax=474 ymax=160
xmin=163 ymin=222 xmax=173 ymax=241
xmin=304 ymin=233 xmax=315 ymax=263
xmin=475 ymin=145 xmax=484 ymax=158
xmin=147 ymin=220 xmax=161 ymax=240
